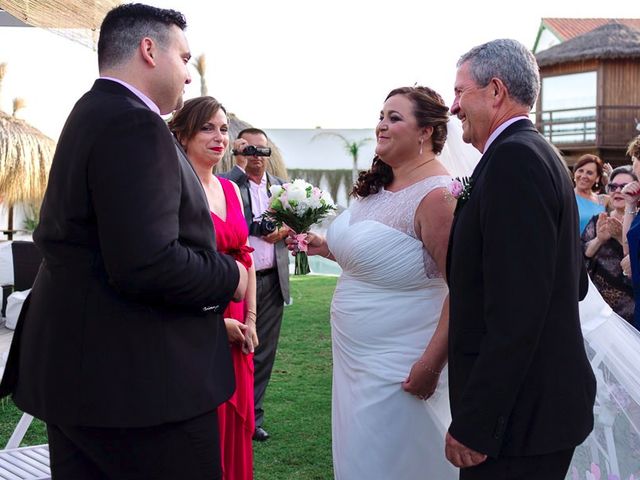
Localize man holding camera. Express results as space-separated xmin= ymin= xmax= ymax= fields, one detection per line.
xmin=222 ymin=128 xmax=290 ymax=442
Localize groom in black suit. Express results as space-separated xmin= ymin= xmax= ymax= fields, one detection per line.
xmin=446 ymin=39 xmax=596 ymax=479
xmin=0 ymin=4 xmax=247 ymax=479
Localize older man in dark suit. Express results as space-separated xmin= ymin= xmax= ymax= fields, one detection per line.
xmin=446 ymin=39 xmax=596 ymax=480
xmin=221 ymin=128 xmax=290 ymax=442
xmin=0 ymin=4 xmax=247 ymax=479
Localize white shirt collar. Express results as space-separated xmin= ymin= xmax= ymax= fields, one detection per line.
xmin=483 ymin=115 xmax=530 ymax=153
xmin=100 ymin=77 xmax=161 ymax=115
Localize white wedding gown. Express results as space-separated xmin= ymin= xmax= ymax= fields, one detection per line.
xmin=327 ymin=175 xmax=457 ymax=480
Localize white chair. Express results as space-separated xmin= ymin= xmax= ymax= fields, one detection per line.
xmin=0 ymin=239 xmax=51 ymax=478
xmin=0 ymin=413 xmax=50 ymax=479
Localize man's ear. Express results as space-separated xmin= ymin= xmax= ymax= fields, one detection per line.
xmin=491 ymin=77 xmax=508 ymax=104
xmin=140 ymin=37 xmax=156 ymax=66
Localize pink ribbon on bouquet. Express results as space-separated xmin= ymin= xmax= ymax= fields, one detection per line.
xmin=294 ymin=233 xmax=309 ymax=253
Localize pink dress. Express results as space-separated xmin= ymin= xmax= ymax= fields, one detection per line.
xmin=213 ymin=177 xmax=255 ymax=480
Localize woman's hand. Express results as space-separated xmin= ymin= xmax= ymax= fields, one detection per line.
xmin=621 ymin=254 xmax=632 ymax=277
xmin=622 ymin=181 xmax=640 ymax=208
xmin=607 ymin=216 xmax=624 ymax=244
xmin=595 ymin=213 xmax=611 ymax=243
xmin=242 ymin=320 xmax=259 ymax=355
xmin=401 ymin=358 xmax=441 ymax=400
xmin=224 ymin=318 xmax=248 ymax=345
xmin=285 ymin=231 xmax=329 ymax=257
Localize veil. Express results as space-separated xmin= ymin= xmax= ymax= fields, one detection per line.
xmin=572 ymin=283 xmax=640 ymax=479
xmin=430 ymin=121 xmax=640 ymax=478
xmin=437 ymin=118 xmax=481 ymax=178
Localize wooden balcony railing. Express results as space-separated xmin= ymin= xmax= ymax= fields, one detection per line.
xmin=536 ymin=105 xmax=640 ymax=148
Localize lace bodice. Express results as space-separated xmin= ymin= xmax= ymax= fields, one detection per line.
xmin=349 ymin=176 xmax=451 ymax=238
xmin=349 ymin=176 xmax=450 ymax=278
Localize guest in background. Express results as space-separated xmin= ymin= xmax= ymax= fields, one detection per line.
xmin=621 ymin=135 xmax=640 ymax=330
xmin=169 ymin=96 xmax=258 ymax=480
xmin=582 ymin=166 xmax=636 ymax=323
xmin=574 ymin=154 xmax=607 ymax=234
xmin=220 ymin=129 xmax=290 ymax=442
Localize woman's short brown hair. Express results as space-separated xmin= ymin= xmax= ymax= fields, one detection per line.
xmin=168 ymin=96 xmax=226 ymax=149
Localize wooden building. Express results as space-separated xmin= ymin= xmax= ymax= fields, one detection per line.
xmin=534 ymin=22 xmax=640 ymax=166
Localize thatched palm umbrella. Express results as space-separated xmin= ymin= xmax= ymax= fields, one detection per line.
xmin=0 ymin=110 xmax=55 ymax=239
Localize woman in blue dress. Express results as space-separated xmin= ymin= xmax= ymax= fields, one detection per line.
xmin=574 ymin=154 xmax=607 ymax=234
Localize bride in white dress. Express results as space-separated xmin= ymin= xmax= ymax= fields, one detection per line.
xmin=294 ymin=86 xmax=461 ymax=479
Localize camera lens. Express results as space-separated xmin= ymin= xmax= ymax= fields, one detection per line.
xmin=261 ymin=219 xmax=276 ymax=235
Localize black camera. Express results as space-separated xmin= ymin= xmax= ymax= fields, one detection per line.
xmin=249 ymin=218 xmax=277 ymax=237
xmin=232 ymin=145 xmax=272 ymax=157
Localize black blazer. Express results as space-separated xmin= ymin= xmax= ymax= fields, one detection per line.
xmin=446 ymin=119 xmax=596 ymax=458
xmin=0 ymin=79 xmax=240 ymax=428
xmin=220 ymin=166 xmax=290 ymax=302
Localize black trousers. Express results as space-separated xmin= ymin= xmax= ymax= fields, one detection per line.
xmin=47 ymin=409 xmax=222 ymax=480
xmin=253 ymin=269 xmax=284 ymax=428
xmin=460 ymin=448 xmax=575 ymax=480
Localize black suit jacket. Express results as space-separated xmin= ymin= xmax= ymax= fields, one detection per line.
xmin=0 ymin=79 xmax=240 ymax=427
xmin=220 ymin=166 xmax=290 ymax=301
xmin=446 ymin=119 xmax=596 ymax=457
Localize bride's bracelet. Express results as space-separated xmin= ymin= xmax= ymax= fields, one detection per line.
xmin=417 ymin=359 xmax=442 ymax=376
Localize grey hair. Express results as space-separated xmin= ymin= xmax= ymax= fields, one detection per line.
xmin=98 ymin=3 xmax=187 ymax=71
xmin=457 ymin=39 xmax=540 ymax=109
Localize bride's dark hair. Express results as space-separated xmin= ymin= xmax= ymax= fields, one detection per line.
xmin=352 ymin=86 xmax=449 ymax=198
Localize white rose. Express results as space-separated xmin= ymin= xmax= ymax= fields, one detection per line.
xmin=269 ymin=185 xmax=284 ymax=198
xmin=287 ymin=183 xmax=307 ymax=203
xmin=320 ymin=190 xmax=335 ymax=207
xmin=291 ymin=178 xmax=310 ymax=190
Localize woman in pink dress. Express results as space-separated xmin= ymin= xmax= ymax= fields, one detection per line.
xmin=169 ymin=96 xmax=257 ymax=480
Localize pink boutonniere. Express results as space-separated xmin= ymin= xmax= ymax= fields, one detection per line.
xmin=448 ymin=176 xmax=473 ymax=201
xmin=448 ymin=177 xmax=474 ymax=214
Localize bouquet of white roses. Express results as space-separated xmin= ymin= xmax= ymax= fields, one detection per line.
xmin=263 ymin=179 xmax=336 ymax=275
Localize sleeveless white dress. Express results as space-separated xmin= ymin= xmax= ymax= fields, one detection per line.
xmin=327 ymin=176 xmax=457 ymax=480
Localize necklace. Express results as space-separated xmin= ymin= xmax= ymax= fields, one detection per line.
xmin=406 ymin=156 xmax=437 ymax=175
xmin=387 ymin=156 xmax=438 ymax=192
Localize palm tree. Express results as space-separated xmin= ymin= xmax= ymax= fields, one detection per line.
xmin=312 ymin=132 xmax=373 ymax=183
xmin=192 ymin=54 xmax=208 ymax=96
xmin=0 ymin=63 xmax=7 ymax=110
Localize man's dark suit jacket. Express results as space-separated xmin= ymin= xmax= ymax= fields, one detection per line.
xmin=446 ymin=119 xmax=596 ymax=458
xmin=220 ymin=166 xmax=290 ymax=302
xmin=0 ymin=79 xmax=240 ymax=428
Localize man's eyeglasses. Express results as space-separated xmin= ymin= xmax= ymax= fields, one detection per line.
xmin=607 ymin=182 xmax=629 ymax=192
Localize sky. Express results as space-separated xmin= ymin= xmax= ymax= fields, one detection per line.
xmin=0 ymin=0 xmax=638 ymax=140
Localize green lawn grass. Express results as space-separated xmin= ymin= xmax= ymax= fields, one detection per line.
xmin=0 ymin=275 xmax=336 ymax=479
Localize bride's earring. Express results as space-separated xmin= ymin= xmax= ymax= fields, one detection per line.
xmin=419 ymin=139 xmax=423 ymax=156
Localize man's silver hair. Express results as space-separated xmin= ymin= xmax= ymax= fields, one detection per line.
xmin=457 ymin=39 xmax=540 ymax=110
